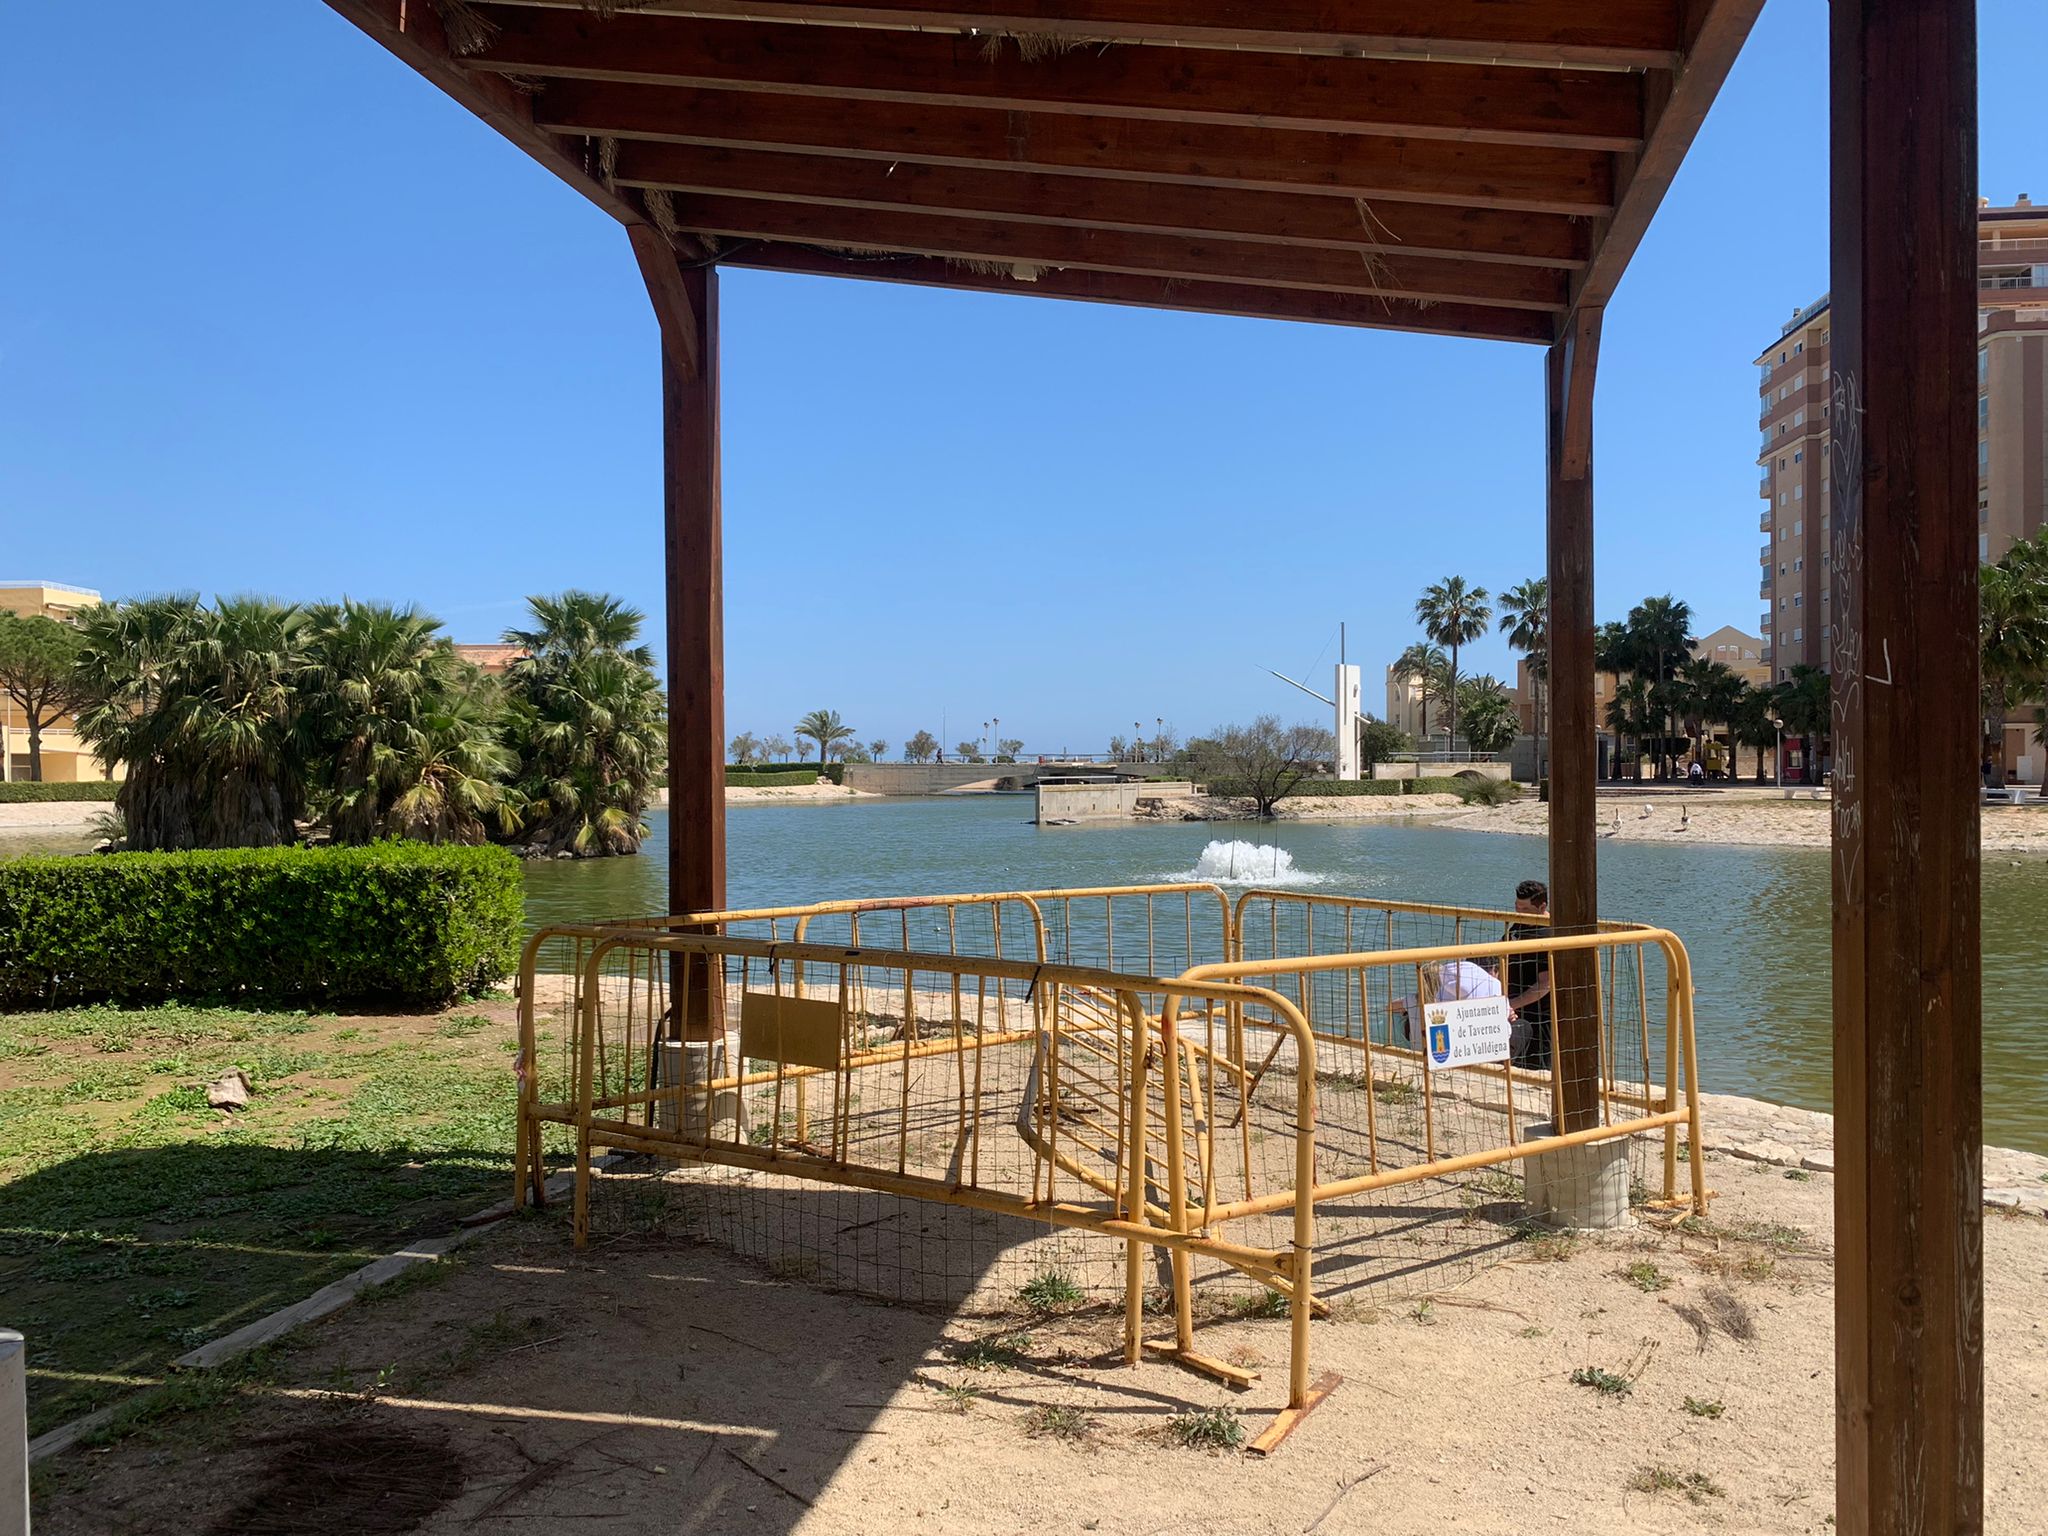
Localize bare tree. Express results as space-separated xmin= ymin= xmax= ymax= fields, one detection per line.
xmin=1193 ymin=715 xmax=1335 ymax=818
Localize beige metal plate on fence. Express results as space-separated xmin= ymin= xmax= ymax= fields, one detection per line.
xmin=740 ymin=992 xmax=842 ymax=1071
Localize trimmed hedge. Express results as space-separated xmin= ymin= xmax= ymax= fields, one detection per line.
xmin=0 ymin=780 xmax=121 ymax=804
xmin=0 ymin=844 xmax=522 ymax=1011
xmin=731 ymin=761 xmax=845 ymax=784
xmin=725 ymin=770 xmax=828 ymax=788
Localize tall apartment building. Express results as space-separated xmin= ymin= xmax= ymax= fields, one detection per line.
xmin=1757 ymin=197 xmax=2048 ymax=685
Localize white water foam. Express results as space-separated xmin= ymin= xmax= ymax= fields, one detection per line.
xmin=1165 ymin=838 xmax=1329 ymax=887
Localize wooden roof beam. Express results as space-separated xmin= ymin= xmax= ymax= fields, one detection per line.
xmin=320 ymin=0 xmax=639 ymax=224
xmin=1572 ymin=0 xmax=1765 ymax=311
xmin=727 ymin=243 xmax=1558 ymax=342
xmin=535 ymin=82 xmax=1618 ymax=216
xmin=663 ymin=191 xmax=1569 ymax=308
xmin=467 ymin=7 xmax=1651 ymax=151
xmin=613 ymin=142 xmax=1590 ymax=268
xmin=479 ymin=0 xmax=1685 ymax=69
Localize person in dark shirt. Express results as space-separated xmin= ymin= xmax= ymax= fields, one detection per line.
xmin=1505 ymin=878 xmax=1553 ymax=1072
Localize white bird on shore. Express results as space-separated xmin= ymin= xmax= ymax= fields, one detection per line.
xmin=1611 ymin=808 xmax=1622 ymax=834
xmin=1639 ymin=803 xmax=1653 ymax=819
xmin=1680 ymin=805 xmax=1691 ymax=832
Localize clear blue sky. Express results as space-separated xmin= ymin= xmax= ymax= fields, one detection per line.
xmin=4 ymin=3 xmax=2043 ymax=757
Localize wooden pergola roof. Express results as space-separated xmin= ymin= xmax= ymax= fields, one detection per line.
xmin=330 ymin=0 xmax=1762 ymax=345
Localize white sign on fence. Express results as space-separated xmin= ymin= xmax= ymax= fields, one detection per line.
xmin=1423 ymin=994 xmax=1513 ymax=1071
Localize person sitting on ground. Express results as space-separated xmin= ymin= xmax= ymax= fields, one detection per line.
xmin=1389 ymin=955 xmax=1508 ymax=1046
xmin=1505 ymin=878 xmax=1555 ymax=1073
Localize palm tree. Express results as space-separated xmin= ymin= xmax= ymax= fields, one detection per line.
xmin=501 ymin=593 xmax=666 ymax=856
xmin=1981 ymin=533 xmax=2048 ymax=773
xmin=795 ymin=708 xmax=855 ymax=767
xmin=1414 ymin=577 xmax=1492 ymax=753
xmin=1773 ymin=664 xmax=1832 ymax=784
xmin=1455 ymin=674 xmax=1518 ymax=758
xmin=1604 ymin=675 xmax=1657 ymax=781
xmin=302 ymin=600 xmax=511 ymax=845
xmin=1497 ymin=578 xmax=1547 ymax=783
xmin=1390 ymin=641 xmax=1448 ymax=751
xmin=1623 ymin=595 xmax=1695 ymax=778
xmin=72 ymin=595 xmax=311 ymax=850
xmin=1594 ymin=621 xmax=1635 ymax=780
xmin=1674 ymin=656 xmax=1745 ymax=776
xmin=1731 ymin=682 xmax=1780 ymax=782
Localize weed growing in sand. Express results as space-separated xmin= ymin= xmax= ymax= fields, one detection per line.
xmin=1785 ymin=1167 xmax=1812 ymax=1182
xmin=1518 ymin=1326 xmax=1550 ymax=1339
xmin=1410 ymin=1298 xmax=1438 ymax=1326
xmin=1739 ymin=1254 xmax=1779 ymax=1283
xmin=957 ymin=1332 xmax=1032 ymax=1371
xmin=935 ymin=1382 xmax=981 ymax=1412
xmin=1683 ymin=1396 xmax=1726 ymax=1419
xmin=1620 ymin=1261 xmax=1671 ymax=1293
xmin=1516 ymin=1224 xmax=1582 ymax=1262
xmin=1169 ymin=1407 xmax=1247 ymax=1452
xmin=1372 ymin=1079 xmax=1419 ymax=1108
xmin=1571 ymin=1365 xmax=1634 ymax=1398
xmin=1232 ymin=1289 xmax=1291 ymax=1320
xmin=1024 ymin=1404 xmax=1095 ymax=1442
xmin=1019 ymin=1268 xmax=1085 ymax=1312
xmin=1628 ymin=1465 xmax=1724 ymax=1505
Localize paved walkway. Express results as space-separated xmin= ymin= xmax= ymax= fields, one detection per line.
xmin=1699 ymin=1090 xmax=2048 ymax=1216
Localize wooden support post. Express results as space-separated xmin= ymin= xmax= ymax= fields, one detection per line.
xmin=1828 ymin=3 xmax=1982 ymax=1531
xmin=636 ymin=226 xmax=727 ymax=1031
xmin=1544 ymin=305 xmax=1603 ymax=1133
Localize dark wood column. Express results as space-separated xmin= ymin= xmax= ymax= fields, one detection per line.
xmin=1544 ymin=305 xmax=1603 ymax=1133
xmin=632 ymin=227 xmax=727 ymax=925
xmin=1828 ymin=3 xmax=1982 ymax=1532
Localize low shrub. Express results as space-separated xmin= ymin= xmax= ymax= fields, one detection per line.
xmin=0 ymin=844 xmax=522 ymax=1010
xmin=728 ymin=762 xmax=845 ymax=784
xmin=1286 ymin=779 xmax=1405 ymax=797
xmin=724 ymin=770 xmax=826 ymax=789
xmin=0 ymin=780 xmax=121 ymax=804
xmin=1451 ymin=776 xmax=1522 ymax=807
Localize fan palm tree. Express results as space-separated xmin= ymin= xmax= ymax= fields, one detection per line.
xmin=1414 ymin=577 xmax=1492 ymax=752
xmin=72 ymin=595 xmax=312 ymax=850
xmin=1497 ymin=578 xmax=1547 ymax=781
xmin=1455 ymin=674 xmax=1519 ymax=758
xmin=302 ymin=601 xmax=512 ymax=844
xmin=502 ymin=593 xmax=666 ymax=856
xmin=795 ymin=708 xmax=856 ymax=767
xmin=1390 ymin=641 xmax=1448 ymax=751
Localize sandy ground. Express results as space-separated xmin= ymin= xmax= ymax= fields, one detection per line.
xmin=1448 ymin=790 xmax=2048 ymax=853
xmin=35 ymin=1146 xmax=2048 ymax=1536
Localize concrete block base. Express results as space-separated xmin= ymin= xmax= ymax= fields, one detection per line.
xmin=657 ymin=1034 xmax=749 ymax=1145
xmin=1520 ymin=1124 xmax=1635 ymax=1231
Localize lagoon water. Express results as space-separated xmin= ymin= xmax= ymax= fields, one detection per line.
xmin=525 ymin=797 xmax=2048 ymax=1155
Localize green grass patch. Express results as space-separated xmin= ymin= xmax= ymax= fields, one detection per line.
xmin=1683 ymin=1396 xmax=1726 ymax=1419
xmin=0 ymin=1001 xmax=536 ymax=1437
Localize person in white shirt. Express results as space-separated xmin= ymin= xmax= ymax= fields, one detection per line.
xmin=1389 ymin=958 xmax=1510 ymax=1045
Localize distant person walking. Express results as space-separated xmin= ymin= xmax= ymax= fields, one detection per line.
xmin=1505 ymin=878 xmax=1554 ymax=1072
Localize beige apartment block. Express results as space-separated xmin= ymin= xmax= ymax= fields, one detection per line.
xmin=1755 ymin=197 xmax=2048 ymax=781
xmin=0 ymin=580 xmax=115 ymax=783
